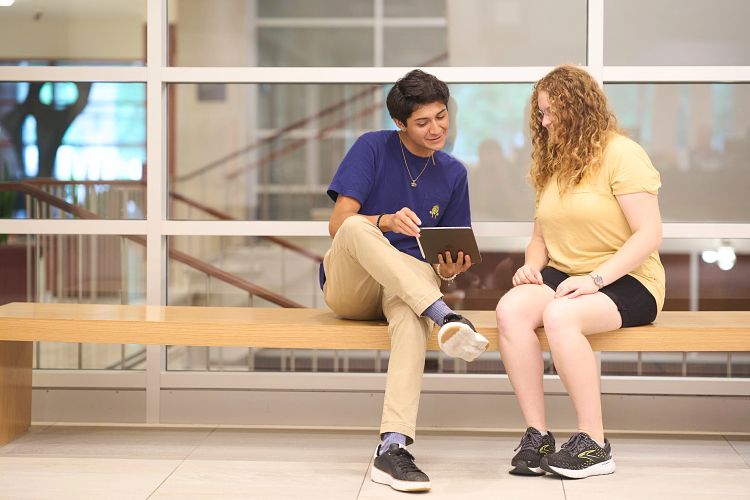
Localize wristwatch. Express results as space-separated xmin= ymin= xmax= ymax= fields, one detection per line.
xmin=589 ymin=273 xmax=604 ymax=289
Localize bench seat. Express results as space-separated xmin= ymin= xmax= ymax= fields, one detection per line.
xmin=1 ymin=302 xmax=749 ymax=446
xmin=1 ymin=302 xmax=749 ymax=352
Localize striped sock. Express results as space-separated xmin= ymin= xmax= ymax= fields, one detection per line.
xmin=421 ymin=299 xmax=454 ymax=326
xmin=379 ymin=432 xmax=408 ymax=454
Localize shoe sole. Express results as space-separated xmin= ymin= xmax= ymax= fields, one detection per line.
xmin=371 ymin=466 xmax=431 ymax=492
xmin=509 ymin=460 xmax=545 ymax=476
xmin=438 ymin=323 xmax=489 ymax=362
xmin=541 ymin=458 xmax=616 ymax=479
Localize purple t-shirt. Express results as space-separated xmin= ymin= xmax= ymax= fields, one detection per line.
xmin=321 ymin=130 xmax=471 ymax=287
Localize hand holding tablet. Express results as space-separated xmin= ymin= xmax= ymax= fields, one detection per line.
xmin=416 ymin=227 xmax=482 ymax=265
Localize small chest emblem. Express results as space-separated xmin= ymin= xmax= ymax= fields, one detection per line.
xmin=430 ymin=205 xmax=440 ymax=219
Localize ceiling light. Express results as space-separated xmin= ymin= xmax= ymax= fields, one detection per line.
xmin=0 ymin=0 xmax=16 ymax=7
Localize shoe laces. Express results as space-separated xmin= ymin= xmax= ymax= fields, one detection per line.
xmin=442 ymin=313 xmax=463 ymax=325
xmin=560 ymin=432 xmax=594 ymax=455
xmin=388 ymin=447 xmax=422 ymax=474
xmin=514 ymin=428 xmax=543 ymax=452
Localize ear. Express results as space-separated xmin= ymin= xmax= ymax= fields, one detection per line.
xmin=393 ymin=118 xmax=406 ymax=131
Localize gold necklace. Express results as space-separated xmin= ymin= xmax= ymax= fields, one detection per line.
xmin=399 ymin=137 xmax=433 ymax=188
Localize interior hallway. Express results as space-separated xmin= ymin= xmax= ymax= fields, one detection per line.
xmin=0 ymin=425 xmax=748 ymax=499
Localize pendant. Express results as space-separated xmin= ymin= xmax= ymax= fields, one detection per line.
xmin=411 ymin=181 xmax=417 ymax=188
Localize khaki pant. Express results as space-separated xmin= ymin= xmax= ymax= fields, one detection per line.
xmin=323 ymin=215 xmax=443 ymax=443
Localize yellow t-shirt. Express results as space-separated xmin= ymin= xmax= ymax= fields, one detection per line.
xmin=536 ymin=134 xmax=665 ymax=311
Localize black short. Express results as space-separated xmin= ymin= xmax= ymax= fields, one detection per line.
xmin=541 ymin=266 xmax=657 ymax=327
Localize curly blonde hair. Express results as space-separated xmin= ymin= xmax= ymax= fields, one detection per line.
xmin=529 ymin=65 xmax=618 ymax=194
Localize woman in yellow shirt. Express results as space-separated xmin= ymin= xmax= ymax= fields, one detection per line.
xmin=495 ymin=65 xmax=665 ymax=479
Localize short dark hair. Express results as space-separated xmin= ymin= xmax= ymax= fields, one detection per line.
xmin=386 ymin=69 xmax=450 ymax=125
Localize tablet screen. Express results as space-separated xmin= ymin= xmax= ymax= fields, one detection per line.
xmin=416 ymin=227 xmax=482 ymax=265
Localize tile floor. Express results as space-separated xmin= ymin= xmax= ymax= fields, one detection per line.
xmin=0 ymin=425 xmax=748 ymax=499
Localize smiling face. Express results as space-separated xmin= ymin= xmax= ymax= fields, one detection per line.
xmin=394 ymin=101 xmax=449 ymax=156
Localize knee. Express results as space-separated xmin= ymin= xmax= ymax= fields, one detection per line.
xmin=495 ymin=294 xmax=527 ymax=340
xmin=541 ymin=300 xmax=576 ymax=340
xmin=337 ymin=214 xmax=371 ymax=238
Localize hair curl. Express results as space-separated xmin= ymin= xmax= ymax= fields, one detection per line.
xmin=529 ymin=65 xmax=618 ymax=194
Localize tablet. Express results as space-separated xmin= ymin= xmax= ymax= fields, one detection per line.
xmin=416 ymin=226 xmax=482 ymax=265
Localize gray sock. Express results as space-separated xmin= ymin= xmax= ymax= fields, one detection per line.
xmin=422 ymin=299 xmax=453 ymax=326
xmin=379 ymin=432 xmax=407 ymax=454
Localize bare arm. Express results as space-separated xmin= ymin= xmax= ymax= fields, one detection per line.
xmin=328 ymin=195 xmax=470 ymax=277
xmin=512 ymin=220 xmax=549 ymax=286
xmin=556 ymin=191 xmax=662 ymax=298
xmin=328 ymin=195 xmax=422 ymax=238
xmin=328 ymin=195 xmax=363 ymax=238
xmin=592 ymin=191 xmax=662 ymax=286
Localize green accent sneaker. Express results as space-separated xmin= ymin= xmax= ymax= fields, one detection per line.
xmin=541 ymin=432 xmax=616 ymax=479
xmin=510 ymin=427 xmax=556 ymax=476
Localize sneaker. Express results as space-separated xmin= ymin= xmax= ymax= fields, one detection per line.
xmin=371 ymin=443 xmax=431 ymax=492
xmin=510 ymin=427 xmax=556 ymax=476
xmin=540 ymin=432 xmax=616 ymax=479
xmin=438 ymin=313 xmax=489 ymax=362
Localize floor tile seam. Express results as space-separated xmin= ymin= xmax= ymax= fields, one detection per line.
xmin=355 ymin=451 xmax=375 ymax=499
xmin=145 ymin=426 xmax=220 ymax=499
xmin=723 ymin=434 xmax=750 ymax=469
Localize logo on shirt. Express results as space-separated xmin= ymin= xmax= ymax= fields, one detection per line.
xmin=430 ymin=204 xmax=440 ymax=219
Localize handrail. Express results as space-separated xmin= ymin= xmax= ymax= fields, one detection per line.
xmin=225 ymin=99 xmax=383 ymax=181
xmin=105 ymin=348 xmax=146 ymax=370
xmin=0 ymin=181 xmax=304 ymax=308
xmin=21 ymin=179 xmax=145 ymax=187
xmin=174 ymin=52 xmax=448 ymax=183
xmin=169 ymin=191 xmax=323 ymax=263
xmin=12 ymin=178 xmax=325 ymax=264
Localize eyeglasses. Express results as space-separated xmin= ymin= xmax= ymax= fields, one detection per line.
xmin=536 ymin=108 xmax=553 ymax=123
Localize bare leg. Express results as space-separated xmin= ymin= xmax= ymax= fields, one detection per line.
xmin=542 ymin=294 xmax=621 ymax=443
xmin=495 ymin=284 xmax=555 ymax=431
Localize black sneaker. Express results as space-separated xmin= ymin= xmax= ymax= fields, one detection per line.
xmin=540 ymin=432 xmax=616 ymax=479
xmin=438 ymin=313 xmax=489 ymax=362
xmin=510 ymin=427 xmax=556 ymax=476
xmin=371 ymin=443 xmax=431 ymax=492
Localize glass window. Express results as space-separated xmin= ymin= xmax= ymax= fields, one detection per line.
xmin=170 ymin=0 xmax=586 ymax=67
xmin=0 ymin=1 xmax=146 ymax=66
xmin=0 ymin=81 xmax=146 ymax=219
xmin=606 ymin=83 xmax=750 ymax=223
xmin=166 ymin=235 xmax=328 ymax=371
xmin=170 ymin=83 xmax=379 ymax=221
xmin=171 ymin=82 xmax=535 ymax=222
xmin=258 ymin=0 xmax=373 ymax=17
xmin=443 ymin=0 xmax=586 ymax=66
xmin=384 ymin=0 xmax=445 ymax=17
xmin=604 ymin=0 xmax=750 ymax=66
xmin=0 ymin=234 xmax=146 ymax=370
xmin=258 ymin=28 xmax=374 ymax=67
xmin=383 ymin=28 xmax=448 ymax=67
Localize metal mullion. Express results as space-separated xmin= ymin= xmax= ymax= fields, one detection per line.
xmin=161 ymin=66 xmax=553 ymax=84
xmin=587 ymin=0 xmax=604 ymax=78
xmin=145 ymin=0 xmax=168 ymax=425
xmin=157 ymin=371 xmax=750 ymax=397
xmin=0 ymin=219 xmax=146 ymax=235
xmin=156 ymin=220 xmax=750 ymax=239
xmin=0 ymin=66 xmax=147 ymax=83
xmin=159 ymin=66 xmax=750 ymax=85
xmin=603 ymin=66 xmax=750 ymax=83
xmin=256 ymin=18 xmax=375 ymax=28
xmin=374 ymin=0 xmax=384 ymax=67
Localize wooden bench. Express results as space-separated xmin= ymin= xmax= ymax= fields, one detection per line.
xmin=1 ymin=302 xmax=749 ymax=446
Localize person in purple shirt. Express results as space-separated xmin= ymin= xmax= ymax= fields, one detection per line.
xmin=320 ymin=69 xmax=488 ymax=493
